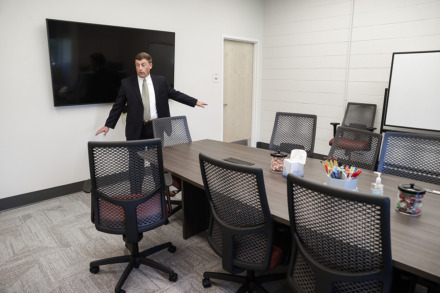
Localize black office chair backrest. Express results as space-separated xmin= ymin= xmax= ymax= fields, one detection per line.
xmin=287 ymin=174 xmax=392 ymax=293
xmin=342 ymin=102 xmax=376 ymax=130
xmin=152 ymin=116 xmax=192 ymax=147
xmin=378 ymin=132 xmax=440 ymax=185
xmin=269 ymin=112 xmax=317 ymax=157
xmin=328 ymin=126 xmax=382 ymax=170
xmin=199 ymin=153 xmax=273 ymax=273
xmin=88 ymin=139 xmax=166 ymax=243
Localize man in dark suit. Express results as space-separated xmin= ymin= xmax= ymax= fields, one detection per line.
xmin=96 ymin=52 xmax=207 ymax=140
xmin=95 ymin=52 xmax=207 ymax=194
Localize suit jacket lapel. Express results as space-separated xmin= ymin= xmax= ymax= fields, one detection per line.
xmin=151 ymin=75 xmax=160 ymax=104
xmin=130 ymin=75 xmax=142 ymax=103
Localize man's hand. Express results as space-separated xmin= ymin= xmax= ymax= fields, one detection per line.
xmin=96 ymin=126 xmax=109 ymax=136
xmin=196 ymin=100 xmax=208 ymax=108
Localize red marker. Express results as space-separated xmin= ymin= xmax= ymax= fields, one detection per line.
xmin=350 ymin=170 xmax=362 ymax=178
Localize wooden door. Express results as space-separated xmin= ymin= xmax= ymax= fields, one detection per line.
xmin=223 ymin=40 xmax=254 ymax=144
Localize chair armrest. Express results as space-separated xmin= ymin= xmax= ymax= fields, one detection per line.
xmin=256 ymin=141 xmax=270 ymax=150
xmin=330 ymin=122 xmax=340 ymax=137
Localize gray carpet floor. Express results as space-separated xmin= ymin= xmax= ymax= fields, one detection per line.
xmin=0 ymin=192 xmax=291 ymax=292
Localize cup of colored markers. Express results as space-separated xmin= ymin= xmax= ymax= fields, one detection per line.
xmin=321 ymin=158 xmax=361 ymax=191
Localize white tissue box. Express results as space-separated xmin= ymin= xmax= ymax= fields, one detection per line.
xmin=283 ymin=159 xmax=293 ymax=177
xmin=283 ymin=149 xmax=307 ymax=177
xmin=283 ymin=159 xmax=304 ymax=177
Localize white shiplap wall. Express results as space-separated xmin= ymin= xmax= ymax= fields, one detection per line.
xmin=261 ymin=0 xmax=440 ymax=155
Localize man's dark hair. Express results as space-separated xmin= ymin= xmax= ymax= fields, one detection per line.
xmin=135 ymin=52 xmax=152 ymax=63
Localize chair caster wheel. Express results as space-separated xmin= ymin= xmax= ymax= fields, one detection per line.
xmin=134 ymin=258 xmax=141 ymax=268
xmin=168 ymin=245 xmax=177 ymax=253
xmin=169 ymin=272 xmax=178 ymax=282
xmin=115 ymin=289 xmax=125 ymax=293
xmin=202 ymin=277 xmax=211 ymax=288
xmin=90 ymin=266 xmax=99 ymax=274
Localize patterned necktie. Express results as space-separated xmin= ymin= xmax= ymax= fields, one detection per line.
xmin=142 ymin=78 xmax=151 ymax=121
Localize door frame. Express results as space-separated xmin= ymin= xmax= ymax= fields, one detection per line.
xmin=221 ymin=35 xmax=260 ymax=146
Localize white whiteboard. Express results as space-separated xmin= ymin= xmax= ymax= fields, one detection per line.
xmin=385 ymin=51 xmax=440 ymax=132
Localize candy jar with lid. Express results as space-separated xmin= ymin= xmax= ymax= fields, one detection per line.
xmin=396 ymin=183 xmax=426 ymax=216
xmin=270 ymin=150 xmax=287 ymax=173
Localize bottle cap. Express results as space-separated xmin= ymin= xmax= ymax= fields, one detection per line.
xmin=374 ymin=172 xmax=382 ymax=185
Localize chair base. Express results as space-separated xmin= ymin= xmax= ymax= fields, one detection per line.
xmin=169 ymin=200 xmax=182 ymax=216
xmin=202 ymin=269 xmax=285 ymax=293
xmin=90 ymin=240 xmax=178 ymax=293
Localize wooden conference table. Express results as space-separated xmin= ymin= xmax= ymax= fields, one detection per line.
xmin=162 ymin=139 xmax=440 ymax=284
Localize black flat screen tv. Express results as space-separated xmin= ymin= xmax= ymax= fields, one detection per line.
xmin=46 ymin=19 xmax=175 ymax=107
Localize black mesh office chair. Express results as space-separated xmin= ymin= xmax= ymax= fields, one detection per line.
xmin=199 ymin=153 xmax=286 ymax=292
xmin=287 ymin=174 xmax=392 ymax=293
xmin=88 ymin=140 xmax=177 ymax=293
xmin=378 ymin=132 xmax=440 ymax=185
xmin=328 ymin=126 xmax=382 ymax=170
xmin=268 ymin=112 xmax=317 ymax=157
xmin=153 ymin=116 xmax=192 ymax=146
xmin=330 ymin=102 xmax=377 ymax=145
xmin=152 ymin=116 xmax=192 ymax=217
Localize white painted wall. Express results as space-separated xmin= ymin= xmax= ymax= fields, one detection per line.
xmin=3 ymin=0 xmax=439 ymax=199
xmin=0 ymin=0 xmax=264 ymax=199
xmin=262 ymin=0 xmax=440 ymax=155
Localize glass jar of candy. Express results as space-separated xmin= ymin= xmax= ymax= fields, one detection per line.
xmin=396 ymin=183 xmax=426 ymax=216
xmin=270 ymin=150 xmax=287 ymax=173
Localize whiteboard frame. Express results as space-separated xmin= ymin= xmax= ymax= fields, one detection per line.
xmin=383 ymin=50 xmax=440 ymax=134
